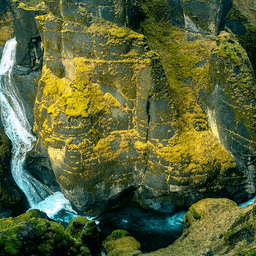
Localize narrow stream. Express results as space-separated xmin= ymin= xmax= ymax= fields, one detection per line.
xmin=0 ymin=38 xmax=78 ymax=223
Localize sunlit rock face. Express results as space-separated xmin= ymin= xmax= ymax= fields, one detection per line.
xmin=19 ymin=0 xmax=256 ymax=215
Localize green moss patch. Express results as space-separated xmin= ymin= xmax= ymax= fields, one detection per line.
xmin=0 ymin=210 xmax=103 ymax=255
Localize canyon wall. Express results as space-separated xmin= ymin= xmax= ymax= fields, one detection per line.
xmin=1 ymin=0 xmax=255 ymax=215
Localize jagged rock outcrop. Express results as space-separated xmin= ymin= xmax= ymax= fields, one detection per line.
xmin=208 ymin=30 xmax=256 ymax=199
xmin=144 ymin=198 xmax=256 ymax=255
xmin=17 ymin=0 xmax=255 ymax=215
xmin=12 ymin=1 xmax=45 ymax=74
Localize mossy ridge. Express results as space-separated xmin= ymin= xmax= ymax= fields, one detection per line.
xmin=145 ymin=198 xmax=256 ymax=256
xmin=0 ymin=210 xmax=62 ymax=255
xmin=211 ymin=31 xmax=256 ymax=146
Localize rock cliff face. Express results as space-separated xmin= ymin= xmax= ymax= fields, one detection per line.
xmin=2 ymin=0 xmax=256 ymax=216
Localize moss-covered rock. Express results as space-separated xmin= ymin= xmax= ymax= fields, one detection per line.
xmin=143 ymin=199 xmax=256 ymax=256
xmin=208 ymin=30 xmax=256 ymax=198
xmin=0 ymin=209 xmax=102 ymax=256
xmin=104 ymin=230 xmax=142 ymax=256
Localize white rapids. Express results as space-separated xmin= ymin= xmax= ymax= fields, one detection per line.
xmin=0 ymin=38 xmax=78 ymax=223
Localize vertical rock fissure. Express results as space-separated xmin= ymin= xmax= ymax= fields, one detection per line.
xmin=145 ymin=95 xmax=152 ymax=142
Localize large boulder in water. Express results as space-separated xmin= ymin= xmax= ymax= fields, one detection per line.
xmin=103 ymin=230 xmax=142 ymax=256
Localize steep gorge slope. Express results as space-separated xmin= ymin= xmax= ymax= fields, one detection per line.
xmin=0 ymin=0 xmax=255 ymax=217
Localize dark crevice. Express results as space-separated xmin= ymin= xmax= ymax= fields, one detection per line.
xmin=145 ymin=95 xmax=152 ymax=142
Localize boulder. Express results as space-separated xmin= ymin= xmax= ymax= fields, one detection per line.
xmin=103 ymin=230 xmax=142 ymax=256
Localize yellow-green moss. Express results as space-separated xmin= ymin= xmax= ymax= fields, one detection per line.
xmin=17 ymin=0 xmax=47 ymax=11
xmin=42 ymin=59 xmax=120 ymax=120
xmin=0 ymin=11 xmax=14 ymax=46
xmin=86 ymin=21 xmax=145 ymax=45
xmin=141 ymin=18 xmax=215 ymax=131
xmin=214 ymin=31 xmax=242 ymax=66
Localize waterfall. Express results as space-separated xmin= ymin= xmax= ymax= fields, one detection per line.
xmin=0 ymin=38 xmax=52 ymax=207
xmin=0 ymin=38 xmax=78 ymax=223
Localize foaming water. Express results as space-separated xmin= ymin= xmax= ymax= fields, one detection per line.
xmin=29 ymin=191 xmax=78 ymax=225
xmin=0 ymin=38 xmax=78 ymax=224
